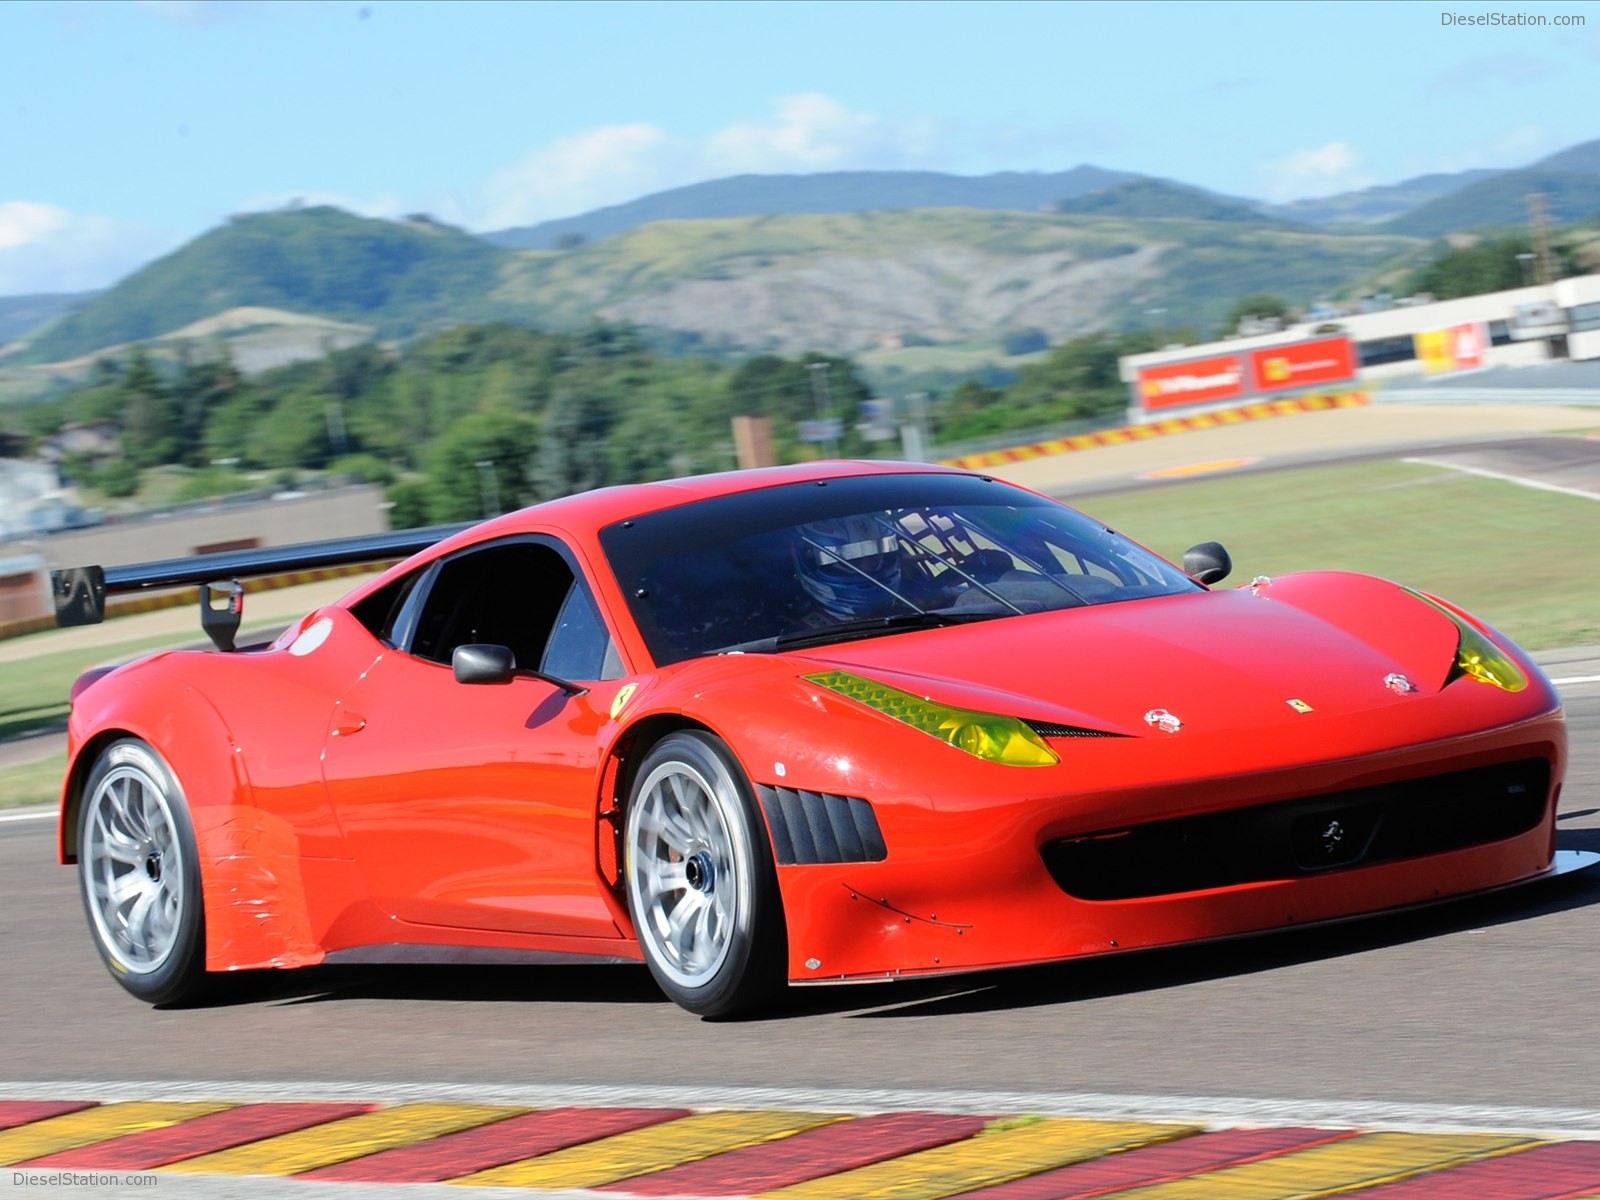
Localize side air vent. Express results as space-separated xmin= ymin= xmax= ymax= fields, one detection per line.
xmin=757 ymin=785 xmax=888 ymax=866
xmin=1026 ymin=721 xmax=1125 ymax=739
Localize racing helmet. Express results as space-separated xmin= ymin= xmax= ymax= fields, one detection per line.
xmin=794 ymin=515 xmax=905 ymax=619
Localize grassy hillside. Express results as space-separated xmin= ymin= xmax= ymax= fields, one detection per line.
xmin=1384 ymin=171 xmax=1600 ymax=237
xmin=3 ymin=204 xmax=1424 ymax=377
xmin=481 ymin=166 xmax=1139 ymax=249
xmin=1267 ymin=169 xmax=1502 ymax=226
xmin=0 ymin=292 xmax=97 ymax=346
xmin=1054 ymin=179 xmax=1279 ymax=223
xmin=17 ymin=207 xmax=509 ymax=364
xmin=491 ymin=208 xmax=1421 ymax=352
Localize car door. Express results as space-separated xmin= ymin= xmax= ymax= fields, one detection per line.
xmin=321 ymin=535 xmax=625 ymax=940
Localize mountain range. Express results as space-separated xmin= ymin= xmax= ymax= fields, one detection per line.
xmin=3 ymin=136 xmax=1598 ymax=397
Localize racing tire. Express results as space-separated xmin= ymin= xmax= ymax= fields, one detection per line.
xmin=78 ymin=738 xmax=208 ymax=1006
xmin=623 ymin=731 xmax=786 ymax=1018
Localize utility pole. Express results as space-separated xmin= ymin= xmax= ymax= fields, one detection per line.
xmin=324 ymin=397 xmax=349 ymax=458
xmin=1526 ymin=192 xmax=1556 ymax=285
xmin=900 ymin=392 xmax=929 ymax=461
xmin=806 ymin=360 xmax=838 ymax=458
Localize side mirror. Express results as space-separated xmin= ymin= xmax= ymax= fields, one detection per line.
xmin=452 ymin=643 xmax=517 ymax=684
xmin=1183 ymin=542 xmax=1232 ymax=586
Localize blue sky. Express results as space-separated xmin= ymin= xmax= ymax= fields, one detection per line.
xmin=3 ymin=0 xmax=1598 ymax=296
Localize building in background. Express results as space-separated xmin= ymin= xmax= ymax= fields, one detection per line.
xmin=1121 ymin=274 xmax=1600 ymax=419
xmin=0 ymin=460 xmax=95 ymax=539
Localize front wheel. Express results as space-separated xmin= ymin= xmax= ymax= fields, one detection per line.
xmin=623 ymin=731 xmax=785 ymax=1017
xmin=78 ymin=738 xmax=207 ymax=1005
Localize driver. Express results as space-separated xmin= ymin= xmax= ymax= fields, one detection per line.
xmin=792 ymin=515 xmax=915 ymax=622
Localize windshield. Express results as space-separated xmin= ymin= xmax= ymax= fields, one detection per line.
xmin=600 ymin=472 xmax=1201 ymax=666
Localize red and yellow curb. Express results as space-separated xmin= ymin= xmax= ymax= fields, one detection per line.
xmin=940 ymin=391 xmax=1370 ymax=471
xmin=3 ymin=1096 xmax=1599 ymax=1197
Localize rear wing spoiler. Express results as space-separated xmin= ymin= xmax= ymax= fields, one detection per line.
xmin=51 ymin=522 xmax=474 ymax=649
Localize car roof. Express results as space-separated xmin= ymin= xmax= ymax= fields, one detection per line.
xmin=336 ymin=460 xmax=981 ymax=610
xmin=434 ymin=459 xmax=974 ymax=548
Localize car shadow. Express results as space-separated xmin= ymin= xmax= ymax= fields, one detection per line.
xmin=172 ymin=837 xmax=1600 ymax=1021
xmin=174 ymin=962 xmax=672 ymax=1011
xmin=842 ymin=845 xmax=1600 ymax=1020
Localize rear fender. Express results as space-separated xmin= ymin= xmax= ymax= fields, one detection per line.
xmin=62 ymin=678 xmax=326 ymax=971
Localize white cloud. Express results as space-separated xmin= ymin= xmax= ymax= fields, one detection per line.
xmin=0 ymin=202 xmax=71 ymax=251
xmin=0 ymin=207 xmax=182 ymax=295
xmin=479 ymin=124 xmax=675 ymax=231
xmin=1258 ymin=141 xmax=1375 ymax=202
xmin=704 ymin=93 xmax=887 ymax=173
xmin=473 ymin=94 xmax=1026 ymax=231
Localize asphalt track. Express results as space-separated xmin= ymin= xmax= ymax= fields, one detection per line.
xmin=3 ymin=401 xmax=1600 ymax=1196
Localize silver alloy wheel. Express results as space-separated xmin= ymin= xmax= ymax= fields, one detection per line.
xmin=626 ymin=753 xmax=747 ymax=992
xmin=82 ymin=748 xmax=187 ymax=975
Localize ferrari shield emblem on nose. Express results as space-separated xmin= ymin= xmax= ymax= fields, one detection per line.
xmin=1144 ymin=709 xmax=1182 ymax=733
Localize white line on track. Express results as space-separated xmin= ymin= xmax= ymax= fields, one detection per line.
xmin=6 ymin=1079 xmax=1600 ymax=1140
xmin=1401 ymin=456 xmax=1600 ymax=501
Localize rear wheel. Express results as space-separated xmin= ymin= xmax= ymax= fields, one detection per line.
xmin=78 ymin=738 xmax=207 ymax=1005
xmin=623 ymin=731 xmax=785 ymax=1017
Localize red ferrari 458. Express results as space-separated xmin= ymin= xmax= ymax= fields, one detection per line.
xmin=54 ymin=462 xmax=1591 ymax=1016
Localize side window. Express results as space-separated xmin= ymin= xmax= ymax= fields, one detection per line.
xmin=409 ymin=542 xmax=575 ymax=668
xmin=350 ymin=567 xmax=431 ymax=648
xmin=542 ymin=583 xmax=623 ymax=681
xmin=406 ymin=540 xmax=617 ymax=681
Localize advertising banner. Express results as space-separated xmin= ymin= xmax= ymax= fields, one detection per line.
xmin=1248 ymin=336 xmax=1357 ymax=393
xmin=1415 ymin=322 xmax=1487 ymax=374
xmin=1137 ymin=353 xmax=1246 ymax=410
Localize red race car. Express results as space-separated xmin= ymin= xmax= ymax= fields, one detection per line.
xmin=54 ymin=461 xmax=1593 ymax=1017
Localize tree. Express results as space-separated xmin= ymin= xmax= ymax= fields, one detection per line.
xmin=1402 ymin=236 xmax=1577 ymax=300
xmin=118 ymin=348 xmax=181 ymax=467
xmin=384 ymin=479 xmax=433 ymax=529
xmin=170 ymin=351 xmax=243 ymax=465
xmin=533 ymin=389 xmax=614 ymax=500
xmin=253 ymin=386 xmax=335 ymax=469
xmin=94 ymin=457 xmax=141 ymax=498
xmin=723 ymin=353 xmax=873 ymax=459
xmin=425 ymin=410 xmax=539 ymax=521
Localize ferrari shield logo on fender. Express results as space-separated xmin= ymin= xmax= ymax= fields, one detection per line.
xmin=609 ymin=682 xmax=640 ymax=720
xmin=1286 ymin=698 xmax=1314 ymax=713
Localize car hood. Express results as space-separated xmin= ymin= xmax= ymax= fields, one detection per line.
xmin=790 ymin=571 xmax=1476 ymax=737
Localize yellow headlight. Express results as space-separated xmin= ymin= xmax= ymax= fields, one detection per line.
xmin=805 ymin=670 xmax=1059 ymax=766
xmin=1406 ymin=591 xmax=1528 ymax=693
xmin=1451 ymin=620 xmax=1528 ymax=692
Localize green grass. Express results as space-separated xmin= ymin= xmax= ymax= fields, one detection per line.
xmin=0 ymin=631 xmax=198 ymax=744
xmin=1080 ymin=459 xmax=1600 ymax=650
xmin=0 ymin=753 xmax=65 ymax=810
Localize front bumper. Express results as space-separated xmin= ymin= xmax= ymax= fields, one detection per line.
xmin=769 ymin=706 xmax=1568 ymax=984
